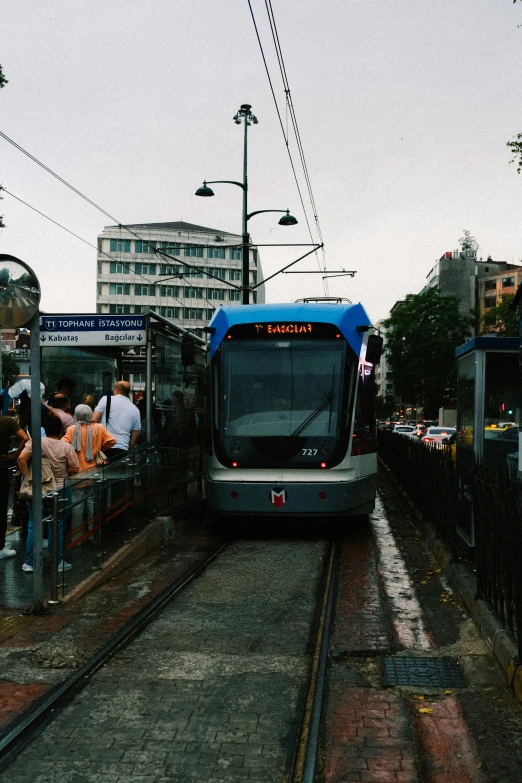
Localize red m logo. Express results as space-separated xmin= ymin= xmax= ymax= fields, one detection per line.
xmin=270 ymin=488 xmax=287 ymax=508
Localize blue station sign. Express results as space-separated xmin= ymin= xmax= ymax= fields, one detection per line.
xmin=40 ymin=314 xmax=147 ymax=346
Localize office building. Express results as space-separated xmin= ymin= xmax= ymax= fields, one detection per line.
xmin=96 ymin=221 xmax=263 ymax=338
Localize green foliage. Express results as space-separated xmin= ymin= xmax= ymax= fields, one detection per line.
xmin=507 ymin=133 xmax=522 ymax=174
xmin=375 ymin=394 xmax=396 ymax=419
xmin=0 ymin=64 xmax=7 ymax=90
xmin=481 ymin=294 xmax=519 ymax=336
xmin=2 ymin=352 xmax=19 ymax=388
xmin=382 ymin=288 xmax=474 ymax=418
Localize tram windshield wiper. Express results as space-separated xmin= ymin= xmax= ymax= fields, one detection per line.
xmin=291 ymin=393 xmax=335 ymax=438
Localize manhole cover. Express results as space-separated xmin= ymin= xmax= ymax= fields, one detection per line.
xmin=382 ymin=656 xmax=465 ymax=688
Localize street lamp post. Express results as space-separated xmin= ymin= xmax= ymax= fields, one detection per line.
xmin=196 ymin=104 xmax=297 ymax=305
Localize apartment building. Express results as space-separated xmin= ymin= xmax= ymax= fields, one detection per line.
xmin=96 ymin=221 xmax=263 ymax=338
xmin=479 ymin=267 xmax=522 ymax=324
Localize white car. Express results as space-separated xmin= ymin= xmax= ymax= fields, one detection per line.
xmin=421 ymin=426 xmax=456 ymax=445
xmin=392 ymin=425 xmax=416 ymax=437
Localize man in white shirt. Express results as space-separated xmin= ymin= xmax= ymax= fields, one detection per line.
xmin=93 ymin=381 xmax=141 ymax=461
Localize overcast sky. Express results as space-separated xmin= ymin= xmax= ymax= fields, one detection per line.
xmin=1 ymin=0 xmax=521 ymax=323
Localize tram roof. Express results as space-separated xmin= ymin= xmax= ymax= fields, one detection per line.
xmin=208 ymin=302 xmax=372 ymax=358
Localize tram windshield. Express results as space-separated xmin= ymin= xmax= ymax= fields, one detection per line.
xmin=221 ymin=341 xmax=347 ymax=437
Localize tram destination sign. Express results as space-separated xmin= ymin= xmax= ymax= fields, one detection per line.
xmin=40 ymin=315 xmax=147 ymax=346
xmin=228 ymin=322 xmax=342 ymax=340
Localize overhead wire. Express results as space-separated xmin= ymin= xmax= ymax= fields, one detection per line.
xmin=246 ymin=0 xmax=328 ymax=294
xmin=263 ymin=0 xmax=329 ymax=292
xmin=245 ymin=0 xmax=326 ymax=294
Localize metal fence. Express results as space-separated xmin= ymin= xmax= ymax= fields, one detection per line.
xmin=377 ymin=430 xmax=522 ymax=659
xmin=377 ymin=430 xmax=457 ymax=553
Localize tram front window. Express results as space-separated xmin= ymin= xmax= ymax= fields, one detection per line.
xmin=221 ymin=342 xmax=346 ymax=438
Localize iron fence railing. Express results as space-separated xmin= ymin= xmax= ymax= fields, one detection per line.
xmin=377 ymin=430 xmax=522 ymax=660
xmin=377 ymin=430 xmax=457 ymax=553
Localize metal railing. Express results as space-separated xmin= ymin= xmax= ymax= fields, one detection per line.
xmin=377 ymin=430 xmax=457 ymax=553
xmin=24 ymin=441 xmax=204 ymax=599
xmin=377 ymin=430 xmax=522 ymax=659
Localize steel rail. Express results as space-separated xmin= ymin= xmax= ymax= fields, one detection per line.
xmin=0 ymin=539 xmax=229 ymax=771
xmin=290 ymin=540 xmax=338 ymax=783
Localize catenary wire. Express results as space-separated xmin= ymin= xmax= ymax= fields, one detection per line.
xmin=245 ymin=0 xmax=326 ymax=294
xmin=263 ymin=0 xmax=329 ymax=291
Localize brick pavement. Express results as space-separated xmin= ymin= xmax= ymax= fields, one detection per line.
xmin=5 ymin=539 xmax=328 ymax=782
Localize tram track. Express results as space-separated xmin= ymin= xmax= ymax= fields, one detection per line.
xmin=0 ymin=538 xmax=229 ymax=772
xmin=290 ymin=539 xmax=338 ymax=783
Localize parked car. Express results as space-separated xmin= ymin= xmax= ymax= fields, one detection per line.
xmin=421 ymin=426 xmax=456 ymax=445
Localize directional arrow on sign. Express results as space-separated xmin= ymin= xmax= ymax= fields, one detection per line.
xmin=137 ymin=335 xmax=143 ymax=341
xmin=41 ymin=335 xmax=46 ymax=342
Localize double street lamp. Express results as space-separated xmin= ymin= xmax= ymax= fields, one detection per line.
xmin=196 ymin=103 xmax=297 ymax=304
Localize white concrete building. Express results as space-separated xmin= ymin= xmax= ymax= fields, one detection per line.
xmin=96 ymin=221 xmax=263 ymax=339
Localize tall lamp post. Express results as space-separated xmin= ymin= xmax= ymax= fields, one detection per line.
xmin=196 ymin=103 xmax=297 ymax=304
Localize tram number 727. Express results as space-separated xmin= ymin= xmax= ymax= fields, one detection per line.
xmin=301 ymin=448 xmax=318 ymax=456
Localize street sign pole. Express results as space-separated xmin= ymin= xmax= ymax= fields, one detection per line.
xmin=30 ymin=313 xmax=44 ymax=612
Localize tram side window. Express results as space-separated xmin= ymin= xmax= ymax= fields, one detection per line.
xmin=352 ymin=366 xmax=376 ymax=441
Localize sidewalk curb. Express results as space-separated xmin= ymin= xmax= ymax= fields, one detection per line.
xmin=61 ymin=503 xmax=202 ymax=605
xmin=378 ymin=458 xmax=521 ymax=700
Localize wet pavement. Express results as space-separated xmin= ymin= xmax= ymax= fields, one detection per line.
xmin=1 ymin=468 xmax=522 ymax=782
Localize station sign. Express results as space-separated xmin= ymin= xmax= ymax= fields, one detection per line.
xmin=39 ymin=314 xmax=147 ymax=346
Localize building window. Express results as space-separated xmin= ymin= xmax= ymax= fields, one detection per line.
xmin=184 ymin=246 xmax=204 ymax=257
xmin=183 ymin=308 xmax=203 ymax=320
xmin=184 ymin=287 xmax=203 ymax=299
xmin=229 ymin=290 xmax=241 ymax=301
xmin=184 ymin=268 xmax=203 ymax=278
xmin=484 ymin=296 xmax=496 ymax=309
xmin=160 ymin=285 xmax=180 ymax=298
xmin=110 ymin=239 xmax=131 ymax=252
xmin=207 ymin=288 xmax=225 ymax=300
xmin=135 ymin=284 xmax=155 ymax=296
xmin=206 ymin=308 xmax=216 ymax=320
xmin=97 ymin=283 xmax=103 ymax=296
xmin=159 ymin=306 xmax=181 ymax=319
xmin=207 ymin=247 xmax=226 ymax=259
xmin=109 ymin=262 xmax=129 ymax=274
xmin=207 ymin=267 xmax=227 ymax=280
xmin=109 ymin=283 xmax=131 ymax=296
xmin=502 ymin=276 xmax=515 ymax=288
xmin=135 ymin=262 xmax=156 ymax=276
xmin=484 ymin=280 xmax=496 ymax=291
xmin=109 ymin=304 xmax=129 ymax=314
xmin=158 ymin=242 xmax=182 ymax=256
xmin=230 ymin=248 xmax=241 ymax=260
xmin=160 ymin=264 xmax=181 ymax=276
xmin=229 ymin=269 xmax=242 ymax=281
xmin=134 ymin=305 xmax=142 ymax=313
xmin=135 ymin=241 xmax=156 ymax=254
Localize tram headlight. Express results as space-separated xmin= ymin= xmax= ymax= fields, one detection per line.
xmin=318 ymin=443 xmax=330 ymax=456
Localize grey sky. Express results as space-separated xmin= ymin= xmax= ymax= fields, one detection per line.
xmin=1 ymin=0 xmax=521 ymax=323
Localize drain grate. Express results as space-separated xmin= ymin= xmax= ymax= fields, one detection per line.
xmin=382 ymin=656 xmax=465 ymax=688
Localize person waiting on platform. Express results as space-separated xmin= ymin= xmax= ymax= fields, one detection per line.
xmin=92 ymin=381 xmax=141 ymax=461
xmin=0 ymin=397 xmax=29 ymax=560
xmin=45 ymin=393 xmax=75 ymax=437
xmin=18 ymin=413 xmax=79 ymax=573
xmin=62 ymin=404 xmax=116 ymax=536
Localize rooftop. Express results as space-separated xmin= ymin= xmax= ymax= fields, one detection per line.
xmin=105 ymin=221 xmax=240 ymax=236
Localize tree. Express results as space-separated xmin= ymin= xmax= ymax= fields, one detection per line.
xmin=375 ymin=394 xmax=396 ymax=419
xmin=382 ymin=288 xmax=474 ymax=418
xmin=481 ymin=294 xmax=519 ymax=336
xmin=1 ymin=352 xmax=19 ymax=388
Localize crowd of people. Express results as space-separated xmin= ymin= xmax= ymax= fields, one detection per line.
xmin=0 ymin=378 xmax=145 ymax=573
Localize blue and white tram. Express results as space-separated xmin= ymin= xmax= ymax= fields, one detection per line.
xmin=205 ymin=301 xmax=381 ymax=518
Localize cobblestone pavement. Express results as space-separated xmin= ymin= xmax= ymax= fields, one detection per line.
xmin=6 ymin=538 xmax=328 ymax=782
